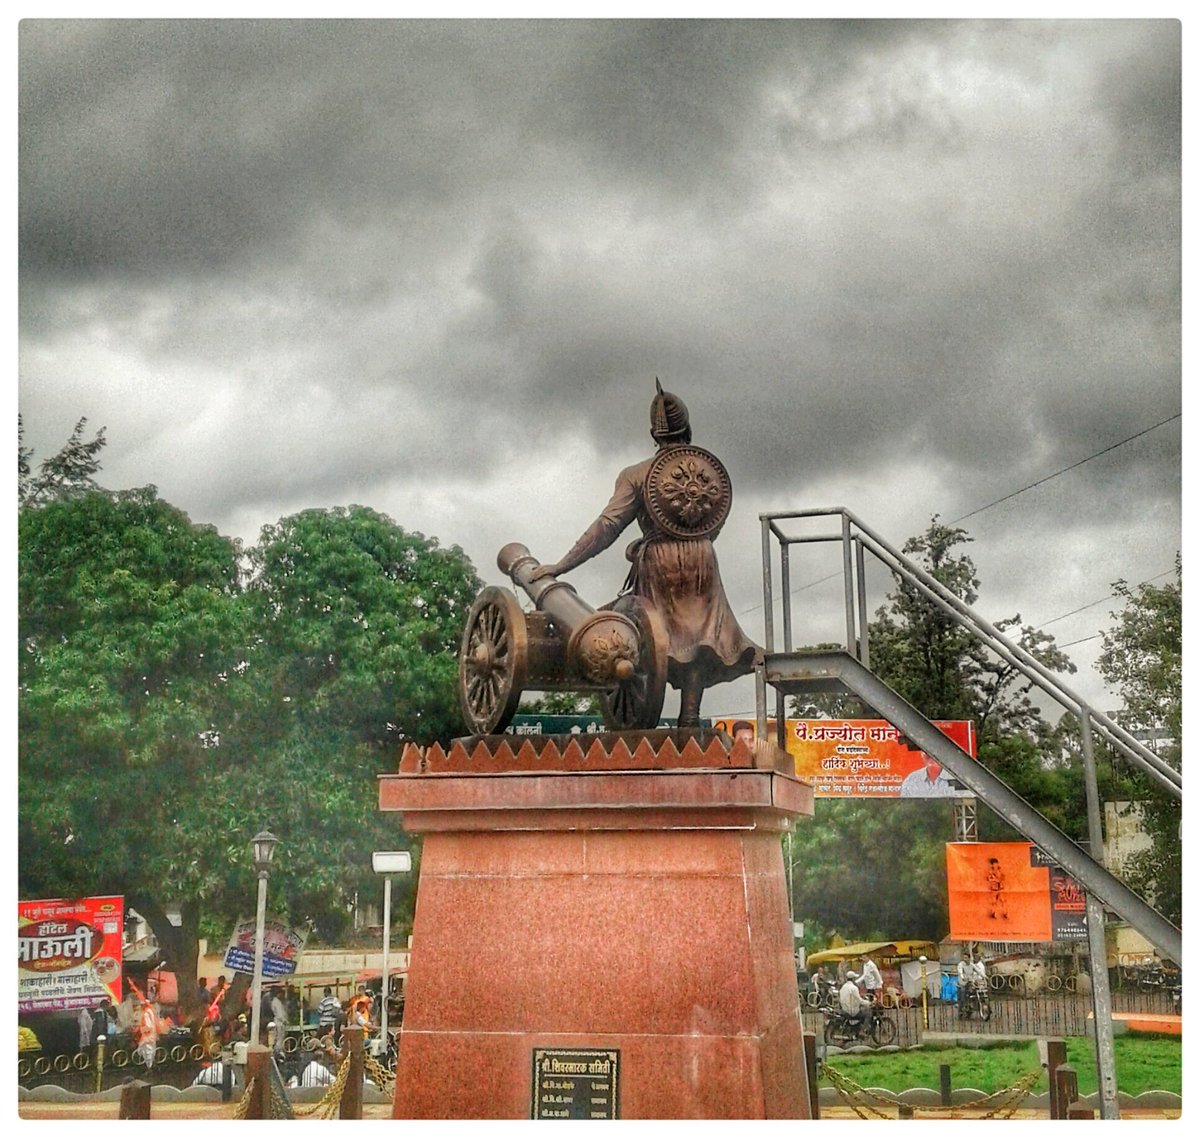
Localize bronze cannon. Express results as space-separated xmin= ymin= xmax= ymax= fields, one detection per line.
xmin=458 ymin=542 xmax=668 ymax=735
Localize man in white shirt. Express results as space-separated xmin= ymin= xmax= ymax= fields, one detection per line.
xmin=957 ymin=953 xmax=973 ymax=1013
xmin=269 ymin=987 xmax=289 ymax=1057
xmin=860 ymin=957 xmax=883 ymax=1002
xmin=898 ymin=754 xmax=959 ymax=797
xmin=838 ymin=972 xmax=864 ymax=1014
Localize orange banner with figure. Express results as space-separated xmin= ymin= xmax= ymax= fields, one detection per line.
xmin=946 ymin=842 xmax=1059 ymax=942
xmin=714 ymin=717 xmax=976 ymax=797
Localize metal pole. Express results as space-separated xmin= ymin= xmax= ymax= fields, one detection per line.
xmin=786 ymin=831 xmax=795 ymax=923
xmin=841 ymin=513 xmax=855 ymax=653
xmin=380 ymin=875 xmax=392 ymax=1043
xmin=760 ymin=515 xmax=775 ymax=653
xmin=781 ymin=542 xmax=792 ymax=654
xmin=919 ymin=956 xmax=929 ymax=1029
xmin=249 ymin=872 xmax=268 ymax=1047
xmin=94 ymin=1035 xmax=106 ymax=1094
xmin=1079 ymin=709 xmax=1121 ymax=1120
xmin=854 ymin=536 xmax=870 ymax=669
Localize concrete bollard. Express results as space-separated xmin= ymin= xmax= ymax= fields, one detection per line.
xmin=1055 ymin=1063 xmax=1081 ymax=1121
xmin=340 ymin=1025 xmax=364 ymax=1120
xmin=802 ymin=1030 xmax=820 ymax=1119
xmin=939 ymin=1063 xmax=952 ymax=1106
xmin=118 ymin=1079 xmax=151 ymax=1119
xmin=1043 ymin=1038 xmax=1067 ymax=1119
xmin=244 ymin=1044 xmax=271 ymax=1120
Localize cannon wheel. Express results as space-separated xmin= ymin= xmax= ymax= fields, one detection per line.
xmin=459 ymin=586 xmax=528 ymax=735
xmin=598 ymin=595 xmax=668 ymax=730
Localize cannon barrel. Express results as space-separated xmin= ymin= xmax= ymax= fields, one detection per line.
xmin=496 ymin=543 xmax=639 ymax=685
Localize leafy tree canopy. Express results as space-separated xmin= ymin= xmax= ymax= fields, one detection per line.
xmin=19 ymin=428 xmax=482 ymax=1017
xmin=19 ymin=415 xmax=107 ymax=507
xmin=787 ymin=517 xmax=1081 ymax=942
xmin=1095 ymin=555 xmax=1181 ymax=925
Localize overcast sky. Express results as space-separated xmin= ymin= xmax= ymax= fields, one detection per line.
xmin=17 ymin=17 xmax=1182 ymax=722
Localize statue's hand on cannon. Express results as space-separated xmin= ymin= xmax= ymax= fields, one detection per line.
xmin=458 ymin=543 xmax=668 ymax=735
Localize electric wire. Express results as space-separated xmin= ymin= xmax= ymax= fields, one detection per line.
xmin=741 ymin=412 xmax=1179 ymax=619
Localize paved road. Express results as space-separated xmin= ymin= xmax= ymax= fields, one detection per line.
xmin=17 ymin=1100 xmax=1182 ymax=1121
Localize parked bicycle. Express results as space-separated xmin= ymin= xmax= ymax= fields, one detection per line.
xmin=805 ymin=972 xmax=838 ymax=1010
xmin=1136 ymin=962 xmax=1181 ymax=994
xmin=822 ymin=1003 xmax=897 ymax=1048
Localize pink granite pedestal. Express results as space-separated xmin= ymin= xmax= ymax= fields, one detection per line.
xmin=379 ymin=732 xmax=814 ymax=1119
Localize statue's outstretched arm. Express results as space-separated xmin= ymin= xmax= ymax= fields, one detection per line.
xmin=530 ymin=469 xmax=639 ymax=580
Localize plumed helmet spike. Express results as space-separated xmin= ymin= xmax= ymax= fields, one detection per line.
xmin=650 ymin=379 xmax=691 ymax=442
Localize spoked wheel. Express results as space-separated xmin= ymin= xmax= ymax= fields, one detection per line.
xmin=597 ymin=595 xmax=668 ymax=730
xmin=871 ymin=1016 xmax=897 ymax=1046
xmin=977 ymin=996 xmax=993 ymax=1022
xmin=459 ymin=586 xmax=528 ymax=735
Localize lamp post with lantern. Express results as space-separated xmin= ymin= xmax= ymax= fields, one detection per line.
xmin=248 ymin=830 xmax=278 ymax=1048
xmin=372 ymin=850 xmax=413 ymax=1051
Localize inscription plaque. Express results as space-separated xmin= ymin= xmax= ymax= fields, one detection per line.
xmin=531 ymin=1047 xmax=620 ymax=1119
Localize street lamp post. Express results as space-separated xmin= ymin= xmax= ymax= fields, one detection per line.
xmin=248 ymin=830 xmax=278 ymax=1048
xmin=372 ymin=851 xmax=413 ymax=1049
xmin=918 ymin=955 xmax=929 ymax=1029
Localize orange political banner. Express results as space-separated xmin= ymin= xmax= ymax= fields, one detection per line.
xmin=946 ymin=842 xmax=1053 ymax=942
xmin=714 ymin=717 xmax=976 ymax=798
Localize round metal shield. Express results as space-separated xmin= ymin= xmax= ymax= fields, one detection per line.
xmin=645 ymin=445 xmax=732 ymax=539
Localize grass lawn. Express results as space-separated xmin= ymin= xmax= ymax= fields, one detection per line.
xmin=821 ymin=1035 xmax=1182 ymax=1098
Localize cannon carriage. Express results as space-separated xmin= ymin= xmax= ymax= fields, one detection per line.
xmin=458 ymin=542 xmax=669 ymax=735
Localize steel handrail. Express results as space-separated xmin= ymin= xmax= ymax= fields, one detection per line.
xmin=759 ymin=508 xmax=1181 ymax=796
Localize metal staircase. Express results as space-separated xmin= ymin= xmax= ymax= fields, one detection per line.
xmin=753 ymin=508 xmax=1181 ymax=1118
xmin=753 ymin=507 xmax=1180 ymax=959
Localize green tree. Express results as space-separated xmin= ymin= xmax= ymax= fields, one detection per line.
xmin=238 ymin=506 xmax=482 ymax=941
xmin=19 ymin=487 xmax=254 ymax=1018
xmin=245 ymin=506 xmax=481 ymax=747
xmin=19 ymin=489 xmax=483 ymax=1018
xmin=1096 ymin=557 xmax=1181 ymax=925
xmin=787 ymin=518 xmax=1080 ymax=941
xmin=18 ymin=415 xmax=108 ymax=507
xmin=788 ymin=800 xmax=951 ymax=941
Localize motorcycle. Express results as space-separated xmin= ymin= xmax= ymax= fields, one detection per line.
xmin=957 ymin=980 xmax=992 ymax=1021
xmin=822 ymin=1000 xmax=897 ymax=1048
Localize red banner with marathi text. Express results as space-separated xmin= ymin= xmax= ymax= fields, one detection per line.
xmin=19 ymin=895 xmax=125 ymax=1013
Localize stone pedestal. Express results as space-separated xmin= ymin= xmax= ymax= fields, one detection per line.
xmin=379 ymin=731 xmax=813 ymax=1120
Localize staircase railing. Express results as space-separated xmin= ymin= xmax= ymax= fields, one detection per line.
xmin=757 ymin=507 xmax=1180 ymax=797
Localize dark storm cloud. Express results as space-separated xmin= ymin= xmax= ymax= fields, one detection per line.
xmin=18 ymin=17 xmax=1180 ymax=714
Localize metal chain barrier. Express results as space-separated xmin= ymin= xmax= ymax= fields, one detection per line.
xmin=291 ymin=1055 xmax=353 ymax=1120
xmin=824 ymin=1064 xmax=1043 ymax=1119
xmin=823 ymin=1066 xmax=893 ymax=1118
xmin=363 ymin=1052 xmax=395 ymax=1097
xmin=231 ymin=1076 xmax=257 ymax=1119
xmin=269 ymin=1077 xmax=292 ymax=1120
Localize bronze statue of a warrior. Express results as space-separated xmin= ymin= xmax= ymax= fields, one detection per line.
xmin=530 ymin=381 xmax=760 ymax=726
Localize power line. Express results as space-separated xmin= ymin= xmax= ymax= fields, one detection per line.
xmin=1033 ymin=570 xmax=1176 ymax=629
xmin=949 ymin=412 xmax=1180 ymax=524
xmin=741 ymin=413 xmax=1180 ymax=616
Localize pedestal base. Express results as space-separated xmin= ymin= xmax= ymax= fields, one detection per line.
xmin=379 ymin=734 xmax=813 ymax=1119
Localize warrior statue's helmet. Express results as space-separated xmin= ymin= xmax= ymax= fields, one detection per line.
xmin=650 ymin=378 xmax=692 ymax=444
